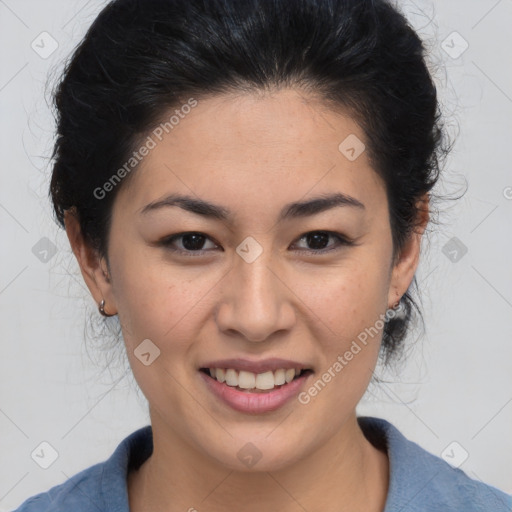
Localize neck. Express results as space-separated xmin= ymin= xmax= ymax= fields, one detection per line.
xmin=128 ymin=411 xmax=389 ymax=512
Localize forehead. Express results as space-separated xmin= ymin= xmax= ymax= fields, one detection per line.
xmin=115 ymin=88 xmax=386 ymax=223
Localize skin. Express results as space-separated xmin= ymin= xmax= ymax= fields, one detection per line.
xmin=65 ymin=88 xmax=429 ymax=512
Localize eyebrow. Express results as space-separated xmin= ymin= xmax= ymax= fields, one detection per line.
xmin=139 ymin=192 xmax=365 ymax=222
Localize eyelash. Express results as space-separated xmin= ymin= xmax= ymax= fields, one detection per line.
xmin=158 ymin=230 xmax=356 ymax=257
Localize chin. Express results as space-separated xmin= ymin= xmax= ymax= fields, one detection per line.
xmin=199 ymin=432 xmax=307 ymax=473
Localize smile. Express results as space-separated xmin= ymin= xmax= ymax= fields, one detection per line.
xmin=199 ymin=367 xmax=314 ymax=414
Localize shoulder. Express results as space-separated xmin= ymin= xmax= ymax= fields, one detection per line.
xmin=11 ymin=426 xmax=153 ymax=512
xmin=358 ymin=416 xmax=512 ymax=512
xmin=11 ymin=462 xmax=105 ymax=512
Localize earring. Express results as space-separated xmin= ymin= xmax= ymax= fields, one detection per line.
xmin=385 ymin=296 xmax=406 ymax=321
xmin=98 ymin=299 xmax=116 ymax=317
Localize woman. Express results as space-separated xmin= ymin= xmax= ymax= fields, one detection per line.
xmin=13 ymin=0 xmax=512 ymax=511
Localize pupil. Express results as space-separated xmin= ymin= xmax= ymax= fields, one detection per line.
xmin=182 ymin=233 xmax=205 ymax=250
xmin=307 ymin=232 xmax=329 ymax=250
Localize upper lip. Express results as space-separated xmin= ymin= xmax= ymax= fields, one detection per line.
xmin=200 ymin=358 xmax=312 ymax=374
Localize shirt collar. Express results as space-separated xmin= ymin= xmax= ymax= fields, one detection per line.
xmin=100 ymin=418 xmax=402 ymax=511
xmin=98 ymin=416 xmax=510 ymax=512
xmin=101 ymin=425 xmax=153 ymax=512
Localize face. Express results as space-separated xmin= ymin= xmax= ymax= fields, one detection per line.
xmin=70 ymin=88 xmax=422 ymax=471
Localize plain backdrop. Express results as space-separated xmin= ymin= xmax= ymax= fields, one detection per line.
xmin=1 ymin=0 xmax=511 ymax=510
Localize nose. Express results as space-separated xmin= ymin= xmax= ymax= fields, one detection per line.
xmin=215 ymin=249 xmax=296 ymax=342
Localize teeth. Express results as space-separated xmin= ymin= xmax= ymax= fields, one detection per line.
xmin=285 ymin=369 xmax=295 ymax=383
xmin=238 ymin=370 xmax=256 ymax=389
xmin=274 ymin=369 xmax=286 ymax=385
xmin=255 ymin=371 xmax=275 ymax=390
xmin=207 ymin=367 xmax=305 ymax=390
xmin=215 ymin=368 xmax=226 ymax=383
xmin=225 ymin=368 xmax=238 ymax=386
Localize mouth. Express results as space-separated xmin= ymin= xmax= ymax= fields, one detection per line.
xmin=199 ymin=367 xmax=314 ymax=393
xmin=198 ymin=366 xmax=314 ymax=414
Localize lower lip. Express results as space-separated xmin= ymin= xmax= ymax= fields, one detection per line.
xmin=199 ymin=370 xmax=312 ymax=414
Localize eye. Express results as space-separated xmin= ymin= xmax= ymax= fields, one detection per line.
xmin=159 ymin=232 xmax=220 ymax=256
xmin=292 ymin=231 xmax=355 ymax=253
xmin=158 ymin=230 xmax=355 ymax=257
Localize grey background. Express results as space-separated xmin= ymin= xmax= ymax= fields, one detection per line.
xmin=1 ymin=0 xmax=511 ymax=509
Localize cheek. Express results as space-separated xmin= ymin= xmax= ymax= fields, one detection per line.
xmin=292 ymin=257 xmax=390 ymax=344
xmin=294 ymin=262 xmax=390 ymax=419
xmin=111 ymin=256 xmax=212 ymax=407
xmin=109 ymin=247 xmax=220 ymax=351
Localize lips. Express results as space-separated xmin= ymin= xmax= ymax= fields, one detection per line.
xmin=198 ymin=366 xmax=313 ymax=413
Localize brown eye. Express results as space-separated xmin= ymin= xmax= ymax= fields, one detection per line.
xmin=160 ymin=232 xmax=220 ymax=255
xmin=293 ymin=231 xmax=355 ymax=253
xmin=158 ymin=230 xmax=355 ymax=257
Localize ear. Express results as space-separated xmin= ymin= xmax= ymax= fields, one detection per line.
xmin=387 ymin=194 xmax=430 ymax=308
xmin=64 ymin=208 xmax=117 ymax=316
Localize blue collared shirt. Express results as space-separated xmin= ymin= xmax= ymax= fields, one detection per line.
xmin=12 ymin=416 xmax=512 ymax=511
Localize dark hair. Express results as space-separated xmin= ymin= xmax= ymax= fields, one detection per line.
xmin=49 ymin=0 xmax=452 ymax=368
